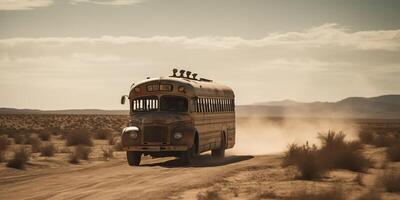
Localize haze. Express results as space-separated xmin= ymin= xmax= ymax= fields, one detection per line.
xmin=1 ymin=0 xmax=400 ymax=110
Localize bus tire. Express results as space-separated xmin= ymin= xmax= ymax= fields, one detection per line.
xmin=127 ymin=151 xmax=142 ymax=166
xmin=180 ymin=142 xmax=197 ymax=165
xmin=212 ymin=133 xmax=225 ymax=159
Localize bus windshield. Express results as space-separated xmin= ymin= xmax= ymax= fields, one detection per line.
xmin=160 ymin=96 xmax=188 ymax=112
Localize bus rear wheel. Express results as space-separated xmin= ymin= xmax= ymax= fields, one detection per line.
xmin=127 ymin=151 xmax=142 ymax=166
xmin=212 ymin=134 xmax=226 ymax=159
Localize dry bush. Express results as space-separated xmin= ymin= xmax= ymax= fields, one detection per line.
xmin=38 ymin=131 xmax=51 ymax=141
xmin=69 ymin=151 xmax=80 ymax=164
xmin=94 ymin=128 xmax=113 ymax=140
xmin=294 ymin=143 xmax=324 ymax=180
xmin=197 ymin=189 xmax=224 ymax=200
xmin=102 ymin=147 xmax=114 ymax=160
xmin=7 ymin=147 xmax=30 ymax=169
xmin=354 ymin=173 xmax=364 ymax=186
xmin=0 ymin=136 xmax=8 ymax=162
xmin=283 ymin=143 xmax=302 ymax=166
xmin=26 ymin=135 xmax=42 ymax=153
xmin=386 ymin=143 xmax=400 ymax=162
xmin=356 ymin=190 xmax=381 ymax=200
xmin=66 ymin=129 xmax=93 ymax=146
xmin=318 ymin=131 xmax=370 ymax=172
xmin=108 ymin=135 xmax=116 ymax=145
xmin=40 ymin=143 xmax=56 ymax=157
xmin=113 ymin=138 xmax=124 ymax=151
xmin=379 ymin=170 xmax=400 ymax=193
xmin=372 ymin=133 xmax=395 ymax=147
xmin=285 ymin=187 xmax=344 ymax=200
xmin=0 ymin=135 xmax=11 ymax=147
xmin=358 ymin=131 xmax=375 ymax=144
xmin=13 ymin=134 xmax=26 ymax=144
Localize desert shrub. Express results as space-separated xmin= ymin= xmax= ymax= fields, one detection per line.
xmin=38 ymin=131 xmax=51 ymax=141
xmin=113 ymin=139 xmax=124 ymax=151
xmin=102 ymin=147 xmax=114 ymax=160
xmin=372 ymin=133 xmax=395 ymax=147
xmin=356 ymin=190 xmax=381 ymax=200
xmin=69 ymin=145 xmax=91 ymax=164
xmin=69 ymin=151 xmax=80 ymax=164
xmin=295 ymin=143 xmax=324 ymax=180
xmin=7 ymin=147 xmax=30 ymax=169
xmin=27 ymin=135 xmax=42 ymax=153
xmin=0 ymin=135 xmax=10 ymax=152
xmin=93 ymin=128 xmax=113 ymax=140
xmin=318 ymin=131 xmax=370 ymax=172
xmin=285 ymin=187 xmax=344 ymax=200
xmin=40 ymin=143 xmax=56 ymax=157
xmin=379 ymin=170 xmax=400 ymax=193
xmin=283 ymin=143 xmax=302 ymax=166
xmin=197 ymin=190 xmax=224 ymax=200
xmin=386 ymin=143 xmax=400 ymax=162
xmin=13 ymin=134 xmax=26 ymax=144
xmin=358 ymin=131 xmax=375 ymax=144
xmin=76 ymin=145 xmax=91 ymax=160
xmin=66 ymin=129 xmax=93 ymax=146
xmin=354 ymin=173 xmax=364 ymax=186
xmin=108 ymin=135 xmax=116 ymax=145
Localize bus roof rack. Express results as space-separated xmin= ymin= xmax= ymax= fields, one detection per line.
xmin=170 ymin=68 xmax=212 ymax=82
xmin=199 ymin=78 xmax=213 ymax=82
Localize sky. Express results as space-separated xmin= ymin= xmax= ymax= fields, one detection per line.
xmin=0 ymin=0 xmax=399 ymax=110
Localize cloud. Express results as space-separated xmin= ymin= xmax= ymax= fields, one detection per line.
xmin=70 ymin=0 xmax=144 ymax=6
xmin=1 ymin=24 xmax=399 ymax=51
xmin=0 ymin=0 xmax=53 ymax=10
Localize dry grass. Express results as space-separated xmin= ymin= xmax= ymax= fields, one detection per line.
xmin=358 ymin=131 xmax=375 ymax=144
xmin=38 ymin=131 xmax=51 ymax=141
xmin=318 ymin=131 xmax=370 ymax=172
xmin=295 ymin=143 xmax=324 ymax=180
xmin=284 ymin=131 xmax=371 ymax=180
xmin=13 ymin=134 xmax=26 ymax=144
xmin=69 ymin=145 xmax=92 ymax=164
xmin=386 ymin=143 xmax=400 ymax=162
xmin=197 ymin=189 xmax=224 ymax=200
xmin=102 ymin=147 xmax=114 ymax=160
xmin=285 ymin=187 xmax=345 ymax=200
xmin=93 ymin=128 xmax=113 ymax=140
xmin=7 ymin=147 xmax=30 ymax=169
xmin=356 ymin=190 xmax=381 ymax=200
xmin=40 ymin=143 xmax=56 ymax=157
xmin=0 ymin=135 xmax=9 ymax=162
xmin=379 ymin=170 xmax=400 ymax=193
xmin=27 ymin=135 xmax=42 ymax=153
xmin=66 ymin=129 xmax=93 ymax=146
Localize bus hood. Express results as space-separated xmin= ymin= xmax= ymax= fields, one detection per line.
xmin=130 ymin=112 xmax=192 ymax=125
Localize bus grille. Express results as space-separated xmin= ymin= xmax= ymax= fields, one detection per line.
xmin=143 ymin=126 xmax=168 ymax=143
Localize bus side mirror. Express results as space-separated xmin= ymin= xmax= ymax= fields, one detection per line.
xmin=121 ymin=95 xmax=128 ymax=105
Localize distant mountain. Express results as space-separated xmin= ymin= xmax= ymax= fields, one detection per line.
xmin=1 ymin=95 xmax=399 ymax=119
xmin=0 ymin=108 xmax=129 ymax=115
xmin=237 ymin=95 xmax=400 ymax=119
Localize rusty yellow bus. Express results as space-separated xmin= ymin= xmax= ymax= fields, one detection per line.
xmin=120 ymin=69 xmax=235 ymax=166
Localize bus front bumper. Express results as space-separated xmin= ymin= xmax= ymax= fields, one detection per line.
xmin=123 ymin=145 xmax=188 ymax=152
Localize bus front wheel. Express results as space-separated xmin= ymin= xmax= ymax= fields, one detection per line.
xmin=181 ymin=143 xmax=197 ymax=165
xmin=127 ymin=151 xmax=142 ymax=166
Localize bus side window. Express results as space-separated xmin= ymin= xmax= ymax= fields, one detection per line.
xmin=223 ymin=99 xmax=226 ymax=112
xmin=232 ymin=99 xmax=235 ymax=111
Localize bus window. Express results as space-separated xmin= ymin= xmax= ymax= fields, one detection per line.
xmin=160 ymin=96 xmax=188 ymax=112
xmin=132 ymin=96 xmax=158 ymax=112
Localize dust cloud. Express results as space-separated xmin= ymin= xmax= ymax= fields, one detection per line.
xmin=228 ymin=117 xmax=359 ymax=155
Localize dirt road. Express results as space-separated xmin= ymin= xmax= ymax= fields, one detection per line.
xmin=0 ymin=154 xmax=280 ymax=200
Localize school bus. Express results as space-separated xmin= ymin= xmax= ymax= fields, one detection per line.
xmin=120 ymin=69 xmax=235 ymax=166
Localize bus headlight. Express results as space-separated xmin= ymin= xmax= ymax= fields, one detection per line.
xmin=129 ymin=132 xmax=139 ymax=139
xmin=174 ymin=132 xmax=183 ymax=140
